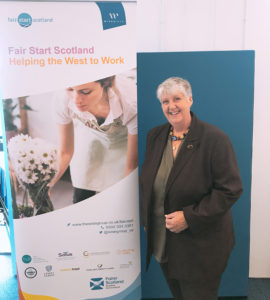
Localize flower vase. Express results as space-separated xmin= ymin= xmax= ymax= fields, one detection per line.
xmin=28 ymin=185 xmax=54 ymax=215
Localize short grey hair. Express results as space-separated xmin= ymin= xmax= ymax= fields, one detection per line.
xmin=156 ymin=77 xmax=192 ymax=101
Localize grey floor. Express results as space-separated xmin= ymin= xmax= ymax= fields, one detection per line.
xmin=143 ymin=278 xmax=270 ymax=299
xmin=248 ymin=278 xmax=270 ymax=300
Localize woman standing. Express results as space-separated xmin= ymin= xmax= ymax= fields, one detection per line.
xmin=140 ymin=77 xmax=243 ymax=300
xmin=50 ymin=74 xmax=137 ymax=203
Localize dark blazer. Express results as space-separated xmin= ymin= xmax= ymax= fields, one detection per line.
xmin=140 ymin=113 xmax=243 ymax=281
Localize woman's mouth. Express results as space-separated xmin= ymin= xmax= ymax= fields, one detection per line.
xmin=168 ymin=110 xmax=181 ymax=115
xmin=76 ymin=104 xmax=86 ymax=110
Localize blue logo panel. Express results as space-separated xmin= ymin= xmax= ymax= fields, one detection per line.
xmin=96 ymin=2 xmax=126 ymax=30
xmin=18 ymin=13 xmax=32 ymax=28
xmin=22 ymin=255 xmax=32 ymax=263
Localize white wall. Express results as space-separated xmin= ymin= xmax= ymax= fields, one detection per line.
xmin=27 ymin=92 xmax=58 ymax=145
xmin=245 ymin=0 xmax=270 ymax=278
xmin=137 ymin=0 xmax=270 ymax=278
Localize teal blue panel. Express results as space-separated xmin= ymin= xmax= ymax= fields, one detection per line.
xmin=137 ymin=51 xmax=254 ymax=298
xmin=0 ymin=92 xmax=17 ymax=276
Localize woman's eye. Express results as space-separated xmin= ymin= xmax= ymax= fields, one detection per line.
xmin=175 ymin=97 xmax=181 ymax=101
xmin=80 ymin=90 xmax=92 ymax=95
xmin=162 ymin=100 xmax=169 ymax=105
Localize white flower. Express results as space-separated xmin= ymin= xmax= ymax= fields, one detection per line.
xmin=43 ymin=174 xmax=51 ymax=181
xmin=24 ymin=171 xmax=38 ymax=184
xmin=8 ymin=134 xmax=58 ymax=186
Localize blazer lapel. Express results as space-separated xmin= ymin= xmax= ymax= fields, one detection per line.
xmin=165 ymin=113 xmax=201 ymax=195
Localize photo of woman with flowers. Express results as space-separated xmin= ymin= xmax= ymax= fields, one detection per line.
xmin=3 ymin=69 xmax=137 ymax=218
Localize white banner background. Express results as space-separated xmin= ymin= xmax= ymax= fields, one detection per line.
xmin=0 ymin=2 xmax=140 ymax=299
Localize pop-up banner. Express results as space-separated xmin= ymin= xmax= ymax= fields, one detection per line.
xmin=0 ymin=1 xmax=140 ymax=299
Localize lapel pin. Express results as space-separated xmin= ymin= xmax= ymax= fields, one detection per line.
xmin=187 ymin=144 xmax=193 ymax=150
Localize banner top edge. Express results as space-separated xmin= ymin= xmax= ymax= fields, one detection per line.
xmin=0 ymin=0 xmax=136 ymax=2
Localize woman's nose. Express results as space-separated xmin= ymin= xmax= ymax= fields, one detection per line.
xmin=168 ymin=100 xmax=176 ymax=109
xmin=74 ymin=93 xmax=83 ymax=104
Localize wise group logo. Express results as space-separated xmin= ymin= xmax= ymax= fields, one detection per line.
xmin=96 ymin=2 xmax=126 ymax=30
xmin=90 ymin=278 xmax=104 ymax=290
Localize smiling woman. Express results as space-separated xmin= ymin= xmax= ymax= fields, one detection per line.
xmin=157 ymin=78 xmax=193 ymax=158
xmin=140 ymin=76 xmax=243 ymax=300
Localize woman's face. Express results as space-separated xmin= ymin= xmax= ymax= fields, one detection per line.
xmin=161 ymin=89 xmax=193 ymax=129
xmin=67 ymin=81 xmax=104 ymax=112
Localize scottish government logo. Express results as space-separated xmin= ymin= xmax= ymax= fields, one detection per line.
xmin=90 ymin=278 xmax=104 ymax=290
xmin=18 ymin=13 xmax=32 ymax=28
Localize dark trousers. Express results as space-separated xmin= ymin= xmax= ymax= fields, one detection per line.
xmin=160 ymin=262 xmax=221 ymax=300
xmin=73 ymin=187 xmax=96 ymax=203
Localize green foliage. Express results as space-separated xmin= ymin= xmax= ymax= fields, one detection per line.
xmin=17 ymin=204 xmax=34 ymax=217
xmin=3 ymin=98 xmax=19 ymax=131
xmin=3 ymin=98 xmax=34 ymax=131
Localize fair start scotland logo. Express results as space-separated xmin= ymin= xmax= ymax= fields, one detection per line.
xmin=8 ymin=12 xmax=53 ymax=27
